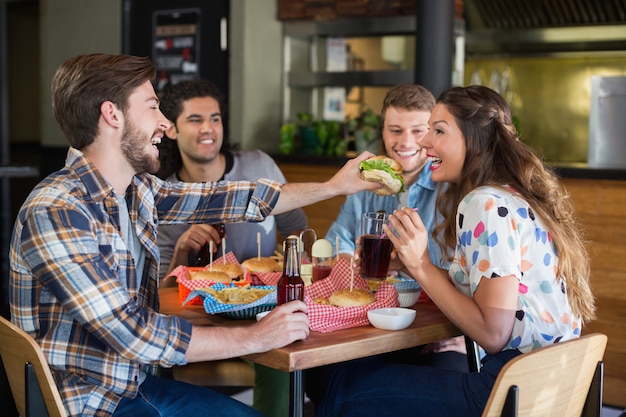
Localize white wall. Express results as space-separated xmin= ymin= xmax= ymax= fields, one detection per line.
xmin=229 ymin=0 xmax=282 ymax=152
xmin=40 ymin=0 xmax=121 ymax=147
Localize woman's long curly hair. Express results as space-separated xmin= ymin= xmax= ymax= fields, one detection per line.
xmin=433 ymin=85 xmax=595 ymax=324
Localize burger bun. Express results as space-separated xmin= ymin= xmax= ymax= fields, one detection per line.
xmin=242 ymin=257 xmax=282 ymax=274
xmin=210 ymin=262 xmax=244 ymax=280
xmin=189 ymin=270 xmax=232 ymax=283
xmin=328 ymin=288 xmax=376 ymax=307
xmin=359 ymin=156 xmax=404 ymax=196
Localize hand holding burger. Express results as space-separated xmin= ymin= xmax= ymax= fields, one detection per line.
xmin=359 ymin=156 xmax=405 ymax=196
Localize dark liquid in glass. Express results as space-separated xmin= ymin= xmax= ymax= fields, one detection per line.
xmin=277 ymin=236 xmax=304 ymax=304
xmin=360 ymin=234 xmax=393 ymax=279
xmin=277 ymin=274 xmax=305 ymax=304
xmin=312 ymin=265 xmax=332 ymax=282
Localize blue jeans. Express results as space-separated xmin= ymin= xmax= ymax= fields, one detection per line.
xmin=306 ymin=346 xmax=469 ymax=409
xmin=314 ymin=349 xmax=521 ymax=417
xmin=112 ymin=374 xmax=264 ymax=417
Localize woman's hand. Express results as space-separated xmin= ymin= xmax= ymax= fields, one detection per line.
xmin=385 ymin=207 xmax=431 ymax=278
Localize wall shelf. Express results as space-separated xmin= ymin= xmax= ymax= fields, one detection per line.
xmin=284 ymin=16 xmax=416 ymax=38
xmin=288 ymin=70 xmax=414 ymax=88
xmin=281 ymin=15 xmax=466 ymax=122
xmin=282 ymin=16 xmax=420 ymax=123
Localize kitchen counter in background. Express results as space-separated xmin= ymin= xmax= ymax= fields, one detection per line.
xmin=551 ymin=164 xmax=626 ymax=181
xmin=274 ymin=154 xmax=626 ymax=409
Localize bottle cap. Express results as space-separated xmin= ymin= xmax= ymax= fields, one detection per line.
xmin=311 ymin=239 xmax=333 ymax=258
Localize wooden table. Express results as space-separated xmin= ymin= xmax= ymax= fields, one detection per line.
xmin=159 ymin=286 xmax=462 ymax=417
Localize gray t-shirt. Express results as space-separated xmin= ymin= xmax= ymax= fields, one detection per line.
xmin=157 ymin=149 xmax=308 ymax=278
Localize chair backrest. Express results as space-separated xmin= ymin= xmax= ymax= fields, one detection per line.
xmin=482 ymin=333 xmax=608 ymax=417
xmin=0 ymin=316 xmax=68 ymax=417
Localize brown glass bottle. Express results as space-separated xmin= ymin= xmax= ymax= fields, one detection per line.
xmin=190 ymin=223 xmax=226 ymax=266
xmin=277 ymin=237 xmax=304 ymax=304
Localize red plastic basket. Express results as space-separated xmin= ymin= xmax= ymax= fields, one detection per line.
xmin=168 ymin=252 xmax=247 ymax=305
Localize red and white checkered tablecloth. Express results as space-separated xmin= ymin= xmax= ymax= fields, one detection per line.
xmin=304 ymin=258 xmax=398 ymax=333
xmin=172 ymin=252 xmax=248 ymax=304
xmin=248 ymin=270 xmax=282 ymax=286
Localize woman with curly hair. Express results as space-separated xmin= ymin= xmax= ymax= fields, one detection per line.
xmin=315 ymin=85 xmax=596 ymax=417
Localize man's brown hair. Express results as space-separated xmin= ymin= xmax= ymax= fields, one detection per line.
xmin=51 ymin=54 xmax=155 ymax=149
xmin=381 ymin=83 xmax=435 ymax=124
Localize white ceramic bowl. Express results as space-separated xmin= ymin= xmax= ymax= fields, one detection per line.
xmin=367 ymin=308 xmax=416 ymax=330
xmin=397 ymin=289 xmax=421 ymax=308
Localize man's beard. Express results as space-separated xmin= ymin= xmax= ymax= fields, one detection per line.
xmin=121 ymin=118 xmax=160 ymax=174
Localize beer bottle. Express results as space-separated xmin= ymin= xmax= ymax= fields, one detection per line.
xmin=277 ymin=236 xmax=304 ymax=304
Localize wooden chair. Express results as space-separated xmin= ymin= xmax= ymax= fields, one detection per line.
xmin=0 ymin=315 xmax=68 ymax=417
xmin=482 ymin=333 xmax=607 ymax=417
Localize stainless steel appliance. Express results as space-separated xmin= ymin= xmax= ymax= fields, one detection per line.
xmin=588 ymin=76 xmax=626 ymax=169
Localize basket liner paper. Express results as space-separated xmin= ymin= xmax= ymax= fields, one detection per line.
xmin=247 ymin=260 xmax=310 ymax=286
xmin=389 ymin=275 xmax=422 ymax=292
xmin=246 ymin=269 xmax=282 ymax=286
xmin=391 ymin=273 xmax=431 ymax=302
xmin=304 ymin=258 xmax=398 ymax=333
xmin=184 ymin=283 xmax=277 ymax=316
xmin=173 ymin=252 xmax=247 ymax=305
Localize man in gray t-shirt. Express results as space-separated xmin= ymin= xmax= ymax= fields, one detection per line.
xmin=156 ymin=79 xmax=307 ymax=417
xmin=158 ymin=148 xmax=307 ymax=278
xmin=156 ymin=80 xmax=307 ymax=280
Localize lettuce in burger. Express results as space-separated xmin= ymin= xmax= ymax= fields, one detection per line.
xmin=359 ymin=156 xmax=405 ymax=196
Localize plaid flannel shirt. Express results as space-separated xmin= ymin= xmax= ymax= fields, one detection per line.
xmin=9 ymin=147 xmax=282 ymax=416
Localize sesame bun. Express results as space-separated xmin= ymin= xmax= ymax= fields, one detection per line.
xmin=211 ymin=263 xmax=244 ymax=280
xmin=328 ymin=288 xmax=375 ymax=307
xmin=190 ymin=270 xmax=231 ymax=283
xmin=359 ymin=155 xmax=404 ymax=196
xmin=242 ymin=257 xmax=282 ymax=274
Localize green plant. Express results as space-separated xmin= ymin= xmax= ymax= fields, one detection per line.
xmin=279 ymin=112 xmax=348 ymax=157
xmin=346 ymin=108 xmax=382 ymax=141
xmin=279 ymin=123 xmax=297 ymax=155
xmin=313 ymin=119 xmax=348 ymax=157
xmin=346 ymin=108 xmax=383 ymax=154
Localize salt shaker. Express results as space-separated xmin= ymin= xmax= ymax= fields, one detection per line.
xmin=311 ymin=238 xmax=333 ymax=282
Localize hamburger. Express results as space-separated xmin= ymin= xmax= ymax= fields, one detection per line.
xmin=359 ymin=156 xmax=405 ymax=196
xmin=210 ymin=262 xmax=244 ymax=280
xmin=242 ymin=256 xmax=282 ymax=274
xmin=328 ymin=288 xmax=376 ymax=307
xmin=189 ymin=269 xmax=231 ymax=283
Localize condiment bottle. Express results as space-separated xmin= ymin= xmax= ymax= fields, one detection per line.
xmin=311 ymin=238 xmax=333 ymax=282
xmin=277 ymin=236 xmax=304 ymax=304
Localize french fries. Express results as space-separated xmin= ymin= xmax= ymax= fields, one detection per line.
xmin=205 ymin=285 xmax=273 ymax=305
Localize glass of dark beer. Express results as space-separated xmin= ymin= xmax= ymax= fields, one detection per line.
xmin=359 ymin=212 xmax=392 ymax=280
